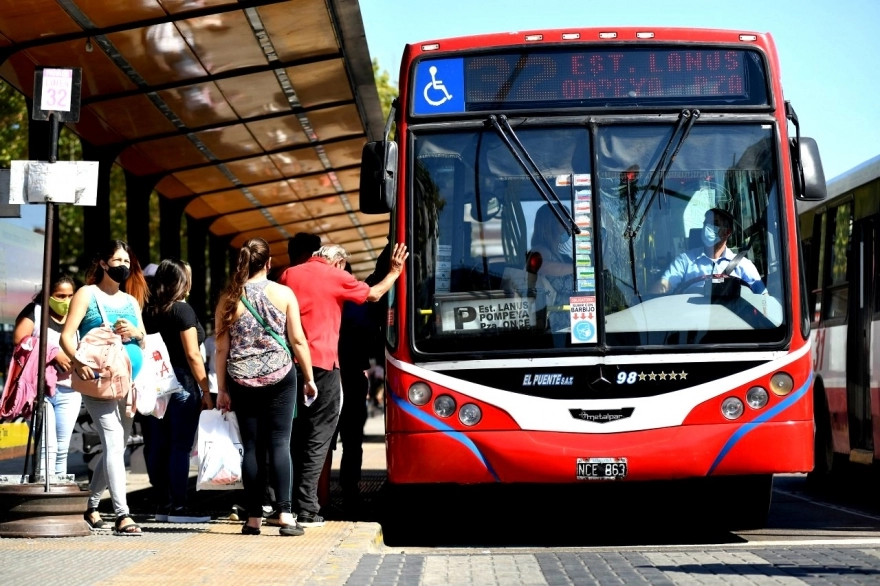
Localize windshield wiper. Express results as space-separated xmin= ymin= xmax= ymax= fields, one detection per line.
xmin=488 ymin=115 xmax=581 ymax=235
xmin=625 ymin=109 xmax=700 ymax=240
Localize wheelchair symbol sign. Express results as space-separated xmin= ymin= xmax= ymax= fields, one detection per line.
xmin=424 ymin=66 xmax=453 ymax=106
xmin=413 ymin=59 xmax=464 ymax=115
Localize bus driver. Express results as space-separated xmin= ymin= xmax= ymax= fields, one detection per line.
xmin=651 ymin=208 xmax=766 ymax=295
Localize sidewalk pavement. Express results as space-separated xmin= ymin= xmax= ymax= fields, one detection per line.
xmin=0 ymin=410 xmax=389 ymax=586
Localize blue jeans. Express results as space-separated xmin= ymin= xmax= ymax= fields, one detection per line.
xmin=38 ymin=384 xmax=82 ymax=476
xmin=144 ymin=367 xmax=202 ymax=509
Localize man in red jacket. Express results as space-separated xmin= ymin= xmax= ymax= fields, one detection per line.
xmin=278 ymin=242 xmax=407 ymax=526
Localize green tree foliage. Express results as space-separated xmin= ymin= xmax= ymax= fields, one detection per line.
xmin=373 ymin=57 xmax=398 ymax=121
xmin=0 ymin=81 xmax=27 ymax=165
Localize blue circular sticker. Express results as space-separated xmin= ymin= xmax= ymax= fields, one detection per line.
xmin=573 ymin=320 xmax=595 ymax=342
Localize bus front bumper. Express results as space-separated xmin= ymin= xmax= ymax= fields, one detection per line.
xmin=386 ymin=421 xmax=813 ymax=484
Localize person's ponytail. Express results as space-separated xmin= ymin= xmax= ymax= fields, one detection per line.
xmin=217 ymin=238 xmax=270 ymax=336
xmin=217 ymin=247 xmax=251 ymax=337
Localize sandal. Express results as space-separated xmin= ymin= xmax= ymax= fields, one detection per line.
xmin=114 ymin=515 xmax=143 ymax=536
xmin=83 ymin=509 xmax=105 ymax=530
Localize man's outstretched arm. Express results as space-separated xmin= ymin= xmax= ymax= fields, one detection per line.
xmin=366 ymin=243 xmax=408 ymax=302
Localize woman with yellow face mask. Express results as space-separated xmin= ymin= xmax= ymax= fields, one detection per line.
xmin=13 ymin=275 xmax=79 ymax=477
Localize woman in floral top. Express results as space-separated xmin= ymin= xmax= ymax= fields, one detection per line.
xmin=214 ymin=238 xmax=317 ymax=536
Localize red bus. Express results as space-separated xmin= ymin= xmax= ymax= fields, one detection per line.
xmin=800 ymin=155 xmax=880 ymax=478
xmin=360 ymin=27 xmax=826 ymax=527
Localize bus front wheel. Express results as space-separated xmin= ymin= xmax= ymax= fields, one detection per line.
xmin=710 ymin=474 xmax=773 ymax=530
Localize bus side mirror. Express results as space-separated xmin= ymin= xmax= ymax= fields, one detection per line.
xmin=360 ymin=141 xmax=398 ymax=214
xmin=792 ymin=137 xmax=827 ymax=202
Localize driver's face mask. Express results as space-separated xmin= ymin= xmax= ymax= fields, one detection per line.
xmin=701 ymin=224 xmax=722 ymax=247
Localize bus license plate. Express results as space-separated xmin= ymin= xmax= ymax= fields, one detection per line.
xmin=577 ymin=457 xmax=627 ymax=480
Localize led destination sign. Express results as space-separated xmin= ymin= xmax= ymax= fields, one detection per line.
xmin=411 ymin=48 xmax=767 ymax=114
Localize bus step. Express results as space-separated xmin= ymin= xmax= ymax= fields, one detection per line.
xmin=849 ymin=449 xmax=874 ymax=465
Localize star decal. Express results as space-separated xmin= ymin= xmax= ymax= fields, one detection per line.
xmin=638 ymin=372 xmax=646 ymax=381
xmin=658 ymin=372 xmax=667 ymax=380
xmin=648 ymin=371 xmax=657 ymax=381
xmin=679 ymin=371 xmax=688 ymax=380
xmin=668 ymin=371 xmax=678 ymax=380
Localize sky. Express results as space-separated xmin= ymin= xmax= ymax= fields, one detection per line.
xmin=360 ymin=0 xmax=880 ymax=183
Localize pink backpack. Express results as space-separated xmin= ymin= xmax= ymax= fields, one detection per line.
xmin=69 ymin=288 xmax=132 ymax=400
xmin=0 ymin=334 xmax=59 ymax=420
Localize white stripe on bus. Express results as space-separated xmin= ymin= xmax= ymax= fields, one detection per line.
xmin=389 ymin=344 xmax=811 ymax=434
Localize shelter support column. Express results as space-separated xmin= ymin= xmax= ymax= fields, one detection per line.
xmin=186 ymin=216 xmax=208 ymax=325
xmin=124 ymin=171 xmax=162 ymax=266
xmin=159 ymin=197 xmax=187 ymax=260
xmin=80 ymin=141 xmax=124 ymax=257
xmin=209 ymin=233 xmax=230 ymax=320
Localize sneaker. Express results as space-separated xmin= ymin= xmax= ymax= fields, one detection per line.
xmin=167 ymin=507 xmax=211 ymax=523
xmin=261 ymin=505 xmax=274 ymax=518
xmin=279 ymin=521 xmax=305 ymax=537
xmin=154 ymin=505 xmax=171 ymax=522
xmin=297 ymin=512 xmax=325 ymax=527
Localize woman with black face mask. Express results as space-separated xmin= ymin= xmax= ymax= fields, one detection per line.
xmin=61 ymin=240 xmax=149 ymax=536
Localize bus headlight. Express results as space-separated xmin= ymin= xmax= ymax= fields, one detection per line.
xmin=433 ymin=395 xmax=456 ymax=418
xmin=408 ymin=382 xmax=432 ymax=406
xmin=721 ymin=397 xmax=744 ymax=420
xmin=459 ymin=403 xmax=482 ymax=426
xmin=746 ymin=386 xmax=769 ymax=409
xmin=769 ymin=372 xmax=795 ymax=396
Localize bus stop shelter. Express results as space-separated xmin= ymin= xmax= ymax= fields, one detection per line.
xmin=0 ymin=0 xmax=387 ymax=321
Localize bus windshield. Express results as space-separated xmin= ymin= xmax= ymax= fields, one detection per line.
xmin=411 ymin=122 xmax=786 ymax=355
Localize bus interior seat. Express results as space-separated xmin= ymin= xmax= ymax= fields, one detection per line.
xmin=688 ymin=228 xmax=702 ymax=250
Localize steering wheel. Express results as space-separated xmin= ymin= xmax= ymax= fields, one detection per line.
xmin=672 ymin=273 xmax=749 ymax=295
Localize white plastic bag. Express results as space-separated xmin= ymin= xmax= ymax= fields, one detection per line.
xmin=133 ymin=380 xmax=157 ymax=415
xmin=195 ymin=409 xmax=243 ymax=491
xmin=141 ymin=333 xmax=184 ymax=397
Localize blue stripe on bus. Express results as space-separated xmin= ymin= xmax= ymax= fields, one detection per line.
xmin=390 ymin=393 xmax=500 ymax=482
xmin=707 ymin=372 xmax=813 ymax=475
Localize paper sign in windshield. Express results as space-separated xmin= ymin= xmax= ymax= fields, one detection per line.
xmin=570 ymin=295 xmax=597 ymax=344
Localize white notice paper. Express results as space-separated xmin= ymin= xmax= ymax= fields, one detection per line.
xmin=27 ymin=162 xmax=76 ymax=203
xmin=7 ymin=160 xmax=99 ymax=205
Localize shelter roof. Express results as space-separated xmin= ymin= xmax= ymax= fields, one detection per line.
xmin=0 ymin=0 xmax=387 ymax=277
